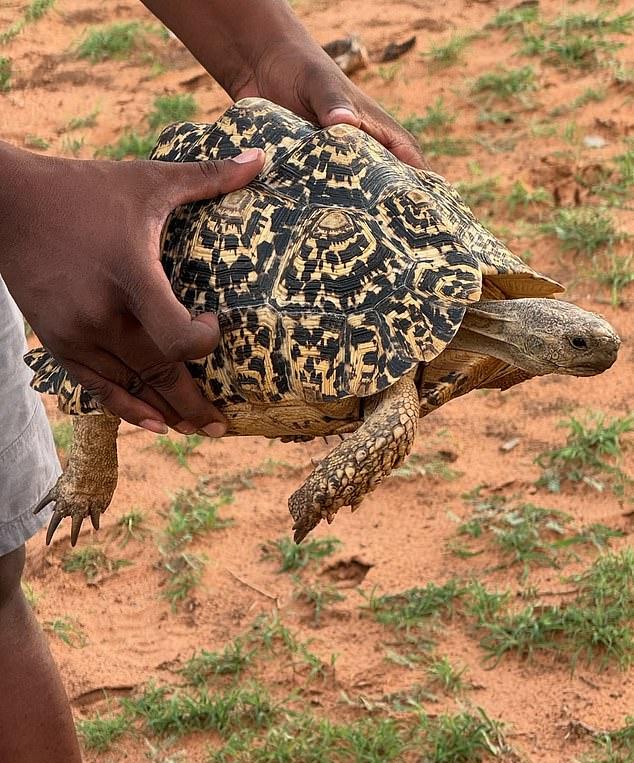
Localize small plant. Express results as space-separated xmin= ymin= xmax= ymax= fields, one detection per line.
xmin=489 ymin=4 xmax=539 ymax=31
xmin=366 ymin=579 xmax=465 ymax=630
xmin=426 ymin=35 xmax=472 ymax=67
xmin=62 ymin=136 xmax=85 ymax=156
xmin=164 ymin=486 xmax=233 ymax=549
xmin=44 ymin=616 xmax=86 ymax=647
xmin=392 ymin=452 xmax=461 ymax=481
xmin=593 ymin=254 xmax=634 ymax=307
xmin=147 ymin=93 xmax=197 ymax=130
xmin=421 ymin=707 xmax=509 ymax=761
xmin=62 ymin=547 xmax=131 ymax=581
xmin=397 ymin=97 xmax=456 ymax=135
xmin=260 ymin=536 xmax=340 ymax=573
xmin=64 ymin=107 xmax=100 ymax=131
xmin=0 ymin=0 xmax=55 ymax=44
xmin=24 ymin=135 xmax=50 ymax=150
xmin=76 ymin=712 xmax=131 ymax=752
xmin=162 ymin=551 xmax=206 ymax=606
xmin=96 ymin=130 xmax=156 ymax=160
xmin=154 ymin=433 xmax=203 ymax=467
xmin=294 ymin=579 xmax=345 ymax=627
xmin=507 ymin=180 xmax=551 ymax=213
xmin=0 ymin=57 xmax=11 ymax=91
xmin=123 ymin=681 xmax=277 ymax=738
xmin=114 ymin=510 xmax=148 ymax=546
xmin=455 ymin=177 xmax=498 ymax=211
xmin=536 ymin=412 xmax=633 ymax=495
xmin=76 ymin=22 xmax=147 ymax=62
xmin=452 ymin=490 xmax=623 ymax=578
xmin=478 ymin=549 xmax=634 ymax=669
xmin=541 ymin=207 xmax=620 ymax=255
xmin=590 ymin=717 xmax=634 ymax=762
xmin=471 ymin=66 xmax=536 ymax=101
xmin=377 ymin=63 xmax=400 ymax=82
xmin=21 ymin=580 xmax=39 ymax=608
xmin=180 ymin=639 xmax=254 ymax=685
xmin=426 ymin=655 xmax=467 ymax=693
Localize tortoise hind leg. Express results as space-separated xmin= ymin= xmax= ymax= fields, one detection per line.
xmin=34 ymin=413 xmax=120 ymax=545
xmin=289 ymin=373 xmax=419 ymax=543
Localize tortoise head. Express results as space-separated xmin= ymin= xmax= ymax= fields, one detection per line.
xmin=456 ymin=298 xmax=621 ymax=377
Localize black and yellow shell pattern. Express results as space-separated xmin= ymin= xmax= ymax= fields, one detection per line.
xmin=25 ymin=97 xmax=560 ymax=415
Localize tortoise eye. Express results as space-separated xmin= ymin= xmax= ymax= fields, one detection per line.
xmin=570 ymin=336 xmax=588 ymax=350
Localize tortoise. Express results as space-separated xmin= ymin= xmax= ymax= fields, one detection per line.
xmin=25 ymin=97 xmax=620 ymax=547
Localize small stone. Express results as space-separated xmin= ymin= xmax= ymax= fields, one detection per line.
xmin=500 ymin=437 xmax=521 ymax=453
xmin=583 ymin=135 xmax=607 ymax=149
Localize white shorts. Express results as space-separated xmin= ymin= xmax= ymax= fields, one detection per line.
xmin=0 ymin=278 xmax=59 ymax=556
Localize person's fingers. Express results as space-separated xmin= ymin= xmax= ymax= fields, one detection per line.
xmin=156 ymin=149 xmax=266 ymax=208
xmin=301 ymin=69 xmax=363 ymax=129
xmin=104 ymin=327 xmax=226 ymax=434
xmin=126 ymin=151 xmax=264 ymax=365
xmin=131 ymin=355 xmax=227 ymax=435
xmin=361 ymin=106 xmax=430 ymax=170
xmin=306 ymin=74 xmax=429 ymax=170
xmin=60 ymin=358 xmax=168 ymax=432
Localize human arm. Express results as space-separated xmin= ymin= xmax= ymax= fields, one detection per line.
xmin=141 ymin=0 xmax=427 ymax=169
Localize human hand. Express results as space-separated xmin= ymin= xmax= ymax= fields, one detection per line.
xmin=234 ymin=43 xmax=429 ymax=171
xmin=0 ymin=143 xmax=264 ymax=435
xmin=141 ymin=0 xmax=427 ymax=170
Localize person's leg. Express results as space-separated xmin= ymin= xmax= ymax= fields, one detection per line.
xmin=0 ymin=544 xmax=82 ymax=762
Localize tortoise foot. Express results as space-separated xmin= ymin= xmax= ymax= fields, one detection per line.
xmin=34 ymin=474 xmax=107 ymax=546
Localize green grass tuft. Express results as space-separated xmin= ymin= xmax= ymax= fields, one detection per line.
xmin=164 ymin=486 xmax=233 ymax=550
xmin=147 ymin=93 xmax=197 ymax=130
xmin=0 ymin=57 xmax=12 ymax=90
xmin=366 ymin=579 xmax=465 ymax=630
xmin=536 ymin=412 xmax=633 ymax=495
xmin=62 ymin=546 xmax=131 ymax=581
xmin=154 ymin=434 xmax=203 ymax=467
xmin=260 ymin=536 xmax=340 ymax=573
xmin=479 ymin=549 xmax=634 ymax=669
xmin=76 ymin=22 xmax=147 ymax=62
xmin=76 ymin=712 xmax=131 ymax=752
xmin=541 ymin=207 xmax=620 ymax=255
xmin=471 ymin=66 xmax=536 ymax=100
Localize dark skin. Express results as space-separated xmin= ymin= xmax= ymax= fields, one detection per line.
xmin=0 ymin=2 xmax=424 ymax=760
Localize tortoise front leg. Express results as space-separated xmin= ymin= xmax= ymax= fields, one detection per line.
xmin=34 ymin=413 xmax=120 ymax=546
xmin=289 ymin=373 xmax=419 ymax=543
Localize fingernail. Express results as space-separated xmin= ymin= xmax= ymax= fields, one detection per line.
xmin=327 ymin=107 xmax=358 ymax=122
xmin=175 ymin=421 xmax=197 ymax=435
xmin=140 ymin=419 xmax=168 ymax=435
xmin=203 ymin=422 xmax=226 ymax=438
xmin=232 ymin=148 xmax=263 ymax=164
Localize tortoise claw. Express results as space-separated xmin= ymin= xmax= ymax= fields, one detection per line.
xmin=34 ymin=475 xmax=109 ymax=546
xmin=33 ymin=489 xmax=56 ymax=516
xmin=45 ymin=512 xmax=63 ymax=545
xmin=90 ymin=508 xmax=101 ymax=531
xmin=70 ymin=514 xmax=84 ymax=546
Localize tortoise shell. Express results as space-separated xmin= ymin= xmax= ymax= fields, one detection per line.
xmin=25 ymin=97 xmax=562 ymax=415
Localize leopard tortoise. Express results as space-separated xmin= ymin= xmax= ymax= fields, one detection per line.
xmin=26 ymin=98 xmax=620 ymax=546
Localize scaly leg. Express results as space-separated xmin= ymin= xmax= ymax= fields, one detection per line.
xmin=289 ymin=374 xmax=419 ymax=543
xmin=34 ymin=413 xmax=120 ymax=546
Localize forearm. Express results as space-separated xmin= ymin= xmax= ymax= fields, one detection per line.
xmin=0 ymin=141 xmax=41 ymax=271
xmin=140 ymin=0 xmax=317 ymax=97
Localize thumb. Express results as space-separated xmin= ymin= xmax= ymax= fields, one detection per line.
xmin=306 ymin=78 xmax=362 ymax=130
xmin=162 ymin=148 xmax=265 ymax=208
